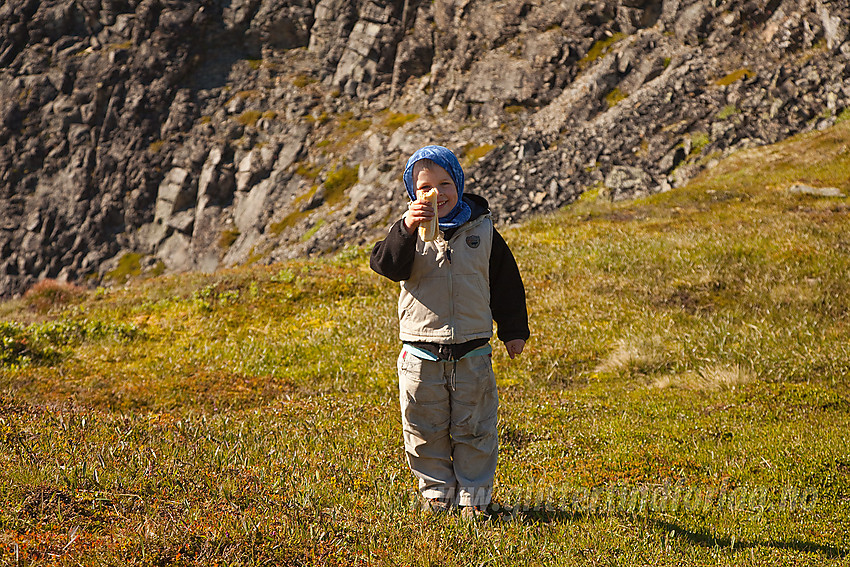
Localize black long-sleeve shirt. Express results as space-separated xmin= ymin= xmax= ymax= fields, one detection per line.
xmin=370 ymin=194 xmax=529 ymax=356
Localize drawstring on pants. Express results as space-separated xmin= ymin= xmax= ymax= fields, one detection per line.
xmin=399 ymin=343 xmax=492 ymax=393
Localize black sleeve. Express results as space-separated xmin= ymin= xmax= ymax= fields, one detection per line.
xmin=490 ymin=228 xmax=530 ymax=343
xmin=370 ymin=219 xmax=418 ymax=282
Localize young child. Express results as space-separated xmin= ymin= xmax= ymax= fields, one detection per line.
xmin=370 ymin=145 xmax=529 ymax=519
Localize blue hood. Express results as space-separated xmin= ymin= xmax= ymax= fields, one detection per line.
xmin=403 ymin=145 xmax=472 ymax=230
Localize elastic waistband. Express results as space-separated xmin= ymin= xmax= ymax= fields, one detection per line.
xmin=402 ymin=343 xmax=492 ymax=362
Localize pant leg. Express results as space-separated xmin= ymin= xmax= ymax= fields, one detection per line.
xmin=397 ymin=350 xmax=456 ymax=501
xmin=449 ymin=354 xmax=499 ymax=507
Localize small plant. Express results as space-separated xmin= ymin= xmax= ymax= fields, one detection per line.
xmin=316 ymin=114 xmax=373 ymax=152
xmin=716 ymin=105 xmax=739 ymax=120
xmin=688 ymin=131 xmax=711 ymax=156
xmin=333 ymin=245 xmax=363 ymax=264
xmin=105 ymin=252 xmax=144 ymax=283
xmin=382 ymin=112 xmax=419 ymax=131
xmin=271 ymin=268 xmax=296 ymax=283
xmin=191 ymin=284 xmax=216 ymax=311
xmin=323 ymin=164 xmax=359 ymax=205
xmin=579 ymin=32 xmax=627 ymax=70
xmin=295 ymin=162 xmax=323 ymax=181
xmin=219 ymin=229 xmax=241 ymax=248
xmin=715 ymin=68 xmax=756 ymax=87
xmin=462 ymin=143 xmax=497 ymax=167
xmin=108 ymin=41 xmax=132 ymax=50
xmin=604 ymin=87 xmax=627 ymax=108
xmin=301 ymin=219 xmax=326 ymax=242
xmin=305 ymin=111 xmax=330 ymax=125
xmin=292 ymin=74 xmax=316 ymax=88
xmin=0 ymin=322 xmax=31 ymax=366
xmin=218 ymin=289 xmax=240 ymax=305
xmin=149 ymin=261 xmax=166 ymax=277
xmin=270 ymin=210 xmax=306 ymax=235
xmin=236 ymin=110 xmax=263 ymax=127
xmin=339 ymin=116 xmax=371 ymax=134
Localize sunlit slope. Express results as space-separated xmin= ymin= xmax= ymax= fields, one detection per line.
xmin=0 ymin=120 xmax=848 ymax=565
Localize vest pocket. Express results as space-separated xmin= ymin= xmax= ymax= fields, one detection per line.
xmin=452 ymin=273 xmax=492 ymax=335
xmin=399 ymin=277 xmax=452 ymax=336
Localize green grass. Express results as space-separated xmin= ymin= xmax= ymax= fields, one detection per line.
xmin=1 ymin=121 xmax=850 ymax=564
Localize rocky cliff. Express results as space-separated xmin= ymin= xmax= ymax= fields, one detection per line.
xmin=1 ymin=0 xmax=848 ymax=297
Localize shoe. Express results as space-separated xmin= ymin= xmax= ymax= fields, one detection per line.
xmin=459 ymin=503 xmax=515 ymax=522
xmin=417 ymin=497 xmax=453 ymax=515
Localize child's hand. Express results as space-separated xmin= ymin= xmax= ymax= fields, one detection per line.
xmin=403 ymin=194 xmax=436 ymax=235
xmin=504 ymin=339 xmax=525 ymax=359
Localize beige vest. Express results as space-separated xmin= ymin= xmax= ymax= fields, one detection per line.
xmin=398 ymin=215 xmax=494 ymax=343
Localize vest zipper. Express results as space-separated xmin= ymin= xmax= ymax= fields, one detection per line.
xmin=446 ymin=241 xmax=454 ymax=341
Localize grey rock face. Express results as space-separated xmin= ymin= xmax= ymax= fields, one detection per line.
xmin=1 ymin=0 xmax=850 ymax=296
xmin=604 ymin=166 xmax=655 ymax=201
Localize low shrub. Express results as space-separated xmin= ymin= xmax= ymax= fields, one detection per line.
xmin=23 ymin=279 xmax=86 ymax=313
xmin=1 ymin=319 xmax=139 ymax=367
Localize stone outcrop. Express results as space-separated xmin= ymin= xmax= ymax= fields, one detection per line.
xmin=1 ymin=0 xmax=849 ymax=296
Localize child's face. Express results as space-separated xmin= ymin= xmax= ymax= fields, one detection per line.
xmin=414 ymin=164 xmax=458 ymax=218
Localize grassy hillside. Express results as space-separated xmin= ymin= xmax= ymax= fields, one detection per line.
xmin=2 ymin=120 xmax=849 ymax=565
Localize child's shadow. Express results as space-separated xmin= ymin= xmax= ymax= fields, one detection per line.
xmin=511 ymin=506 xmax=847 ymax=559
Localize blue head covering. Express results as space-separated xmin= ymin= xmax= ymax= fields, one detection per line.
xmin=403 ymin=145 xmax=472 ymax=230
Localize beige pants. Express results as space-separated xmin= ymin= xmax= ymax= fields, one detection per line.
xmin=397 ymin=349 xmax=498 ymax=507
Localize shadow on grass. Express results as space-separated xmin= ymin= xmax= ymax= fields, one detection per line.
xmin=650 ymin=519 xmax=848 ymax=559
xmin=510 ymin=508 xmax=848 ymax=559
